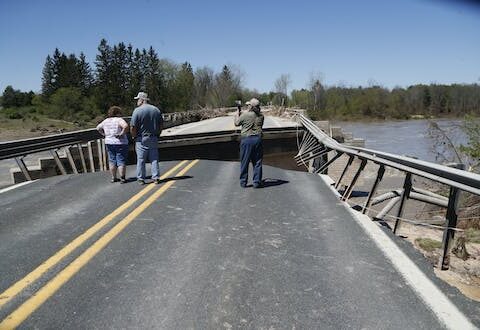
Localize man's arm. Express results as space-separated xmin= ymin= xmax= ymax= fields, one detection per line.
xmin=130 ymin=111 xmax=138 ymax=138
xmin=234 ymin=112 xmax=244 ymax=126
xmin=130 ymin=125 xmax=137 ymax=138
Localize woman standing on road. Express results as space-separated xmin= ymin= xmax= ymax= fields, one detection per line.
xmin=96 ymin=106 xmax=129 ymax=183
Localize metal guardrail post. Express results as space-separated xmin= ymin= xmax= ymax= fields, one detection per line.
xmin=14 ymin=156 xmax=32 ymax=181
xmin=362 ymin=165 xmax=385 ymax=214
xmin=315 ymin=151 xmax=344 ymax=174
xmin=102 ymin=139 xmax=108 ymax=171
xmin=439 ymin=163 xmax=465 ymax=270
xmin=65 ymin=146 xmax=78 ymax=174
xmin=342 ymin=158 xmax=367 ymax=201
xmin=77 ymin=143 xmax=88 ymax=173
xmin=335 ymin=155 xmax=354 ymax=190
xmin=439 ymin=185 xmax=461 ymax=270
xmin=393 ymin=173 xmax=412 ymax=234
xmin=96 ymin=139 xmax=104 ymax=171
xmin=50 ymin=149 xmax=67 ymax=175
xmin=87 ymin=141 xmax=95 ymax=172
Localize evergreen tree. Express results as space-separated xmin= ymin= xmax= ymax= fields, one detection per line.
xmin=77 ymin=52 xmax=94 ymax=96
xmin=41 ymin=55 xmax=55 ymax=97
xmin=175 ymin=62 xmax=195 ymax=110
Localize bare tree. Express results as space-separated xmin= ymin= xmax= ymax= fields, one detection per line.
xmin=309 ymin=71 xmax=325 ymax=111
xmin=274 ymin=73 xmax=291 ymax=106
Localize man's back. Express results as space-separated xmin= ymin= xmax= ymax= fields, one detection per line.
xmin=131 ymin=104 xmax=163 ymax=138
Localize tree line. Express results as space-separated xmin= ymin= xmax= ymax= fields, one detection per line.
xmin=290 ymin=82 xmax=480 ymax=120
xmin=1 ymin=39 xmax=480 ymax=124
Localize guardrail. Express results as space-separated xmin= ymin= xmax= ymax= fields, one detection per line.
xmin=294 ymin=112 xmax=480 ymax=270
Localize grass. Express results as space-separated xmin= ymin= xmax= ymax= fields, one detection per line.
xmin=0 ymin=109 xmax=88 ymax=141
xmin=415 ymin=238 xmax=443 ymax=252
xmin=465 ymin=228 xmax=480 ymax=243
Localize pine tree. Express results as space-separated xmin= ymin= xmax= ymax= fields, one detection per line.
xmin=41 ymin=55 xmax=55 ymax=97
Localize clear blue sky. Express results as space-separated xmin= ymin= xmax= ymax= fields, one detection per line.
xmin=0 ymin=0 xmax=479 ymax=94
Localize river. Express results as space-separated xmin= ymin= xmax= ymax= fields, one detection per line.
xmin=334 ymin=118 xmax=467 ymax=163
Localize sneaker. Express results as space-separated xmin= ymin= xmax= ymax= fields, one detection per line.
xmin=253 ymin=182 xmax=263 ymax=189
xmin=111 ymin=177 xmax=119 ymax=183
xmin=138 ymin=179 xmax=145 ymax=185
xmin=120 ymin=177 xmax=127 ymax=184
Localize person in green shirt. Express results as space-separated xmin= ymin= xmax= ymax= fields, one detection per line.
xmin=234 ymin=98 xmax=265 ymax=188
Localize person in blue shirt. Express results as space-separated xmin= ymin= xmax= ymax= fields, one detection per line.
xmin=130 ymin=92 xmax=163 ymax=184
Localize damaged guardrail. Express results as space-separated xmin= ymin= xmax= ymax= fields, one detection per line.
xmin=294 ymin=112 xmax=480 ymax=270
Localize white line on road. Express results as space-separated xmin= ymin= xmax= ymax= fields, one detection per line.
xmin=0 ymin=180 xmax=36 ymax=194
xmin=318 ymin=174 xmax=477 ymax=330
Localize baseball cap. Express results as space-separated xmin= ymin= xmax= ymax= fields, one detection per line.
xmin=245 ymin=98 xmax=260 ymax=107
xmin=134 ymin=92 xmax=149 ymax=100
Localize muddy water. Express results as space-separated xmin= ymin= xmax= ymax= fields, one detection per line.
xmin=335 ymin=118 xmax=466 ymax=163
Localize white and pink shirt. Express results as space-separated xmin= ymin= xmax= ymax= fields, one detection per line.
xmin=96 ymin=117 xmax=129 ymax=145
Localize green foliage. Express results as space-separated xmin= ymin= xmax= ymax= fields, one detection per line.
xmin=47 ymin=87 xmax=100 ymax=121
xmin=465 ymin=228 xmax=480 ymax=243
xmin=415 ymin=238 xmax=442 ymax=252
xmin=291 ymin=84 xmax=480 ymax=120
xmin=2 ymin=86 xmax=34 ymax=108
xmin=459 ymin=115 xmax=480 ymax=169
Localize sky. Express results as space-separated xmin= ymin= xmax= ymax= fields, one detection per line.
xmin=0 ymin=0 xmax=479 ymax=94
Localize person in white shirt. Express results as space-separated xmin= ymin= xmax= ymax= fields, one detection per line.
xmin=96 ymin=106 xmax=130 ymax=183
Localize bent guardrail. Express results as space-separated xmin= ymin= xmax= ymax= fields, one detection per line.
xmin=294 ymin=112 xmax=480 ymax=270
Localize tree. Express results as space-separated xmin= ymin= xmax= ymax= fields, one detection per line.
xmin=77 ymin=52 xmax=94 ymax=96
xmin=2 ymin=86 xmax=17 ymax=108
xmin=211 ymin=65 xmax=242 ymax=107
xmin=41 ymin=55 xmax=55 ymax=97
xmin=274 ymin=74 xmax=291 ymax=106
xmin=175 ymin=62 xmax=195 ymax=110
xmin=460 ymin=116 xmax=480 ymax=171
xmin=193 ymin=66 xmax=214 ymax=108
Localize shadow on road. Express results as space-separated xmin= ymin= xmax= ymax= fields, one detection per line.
xmin=261 ymin=178 xmax=289 ymax=188
xmin=125 ymin=176 xmax=193 ymax=184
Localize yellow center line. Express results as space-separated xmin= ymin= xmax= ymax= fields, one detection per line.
xmin=0 ymin=159 xmax=199 ymax=329
xmin=0 ymin=160 xmax=189 ymax=310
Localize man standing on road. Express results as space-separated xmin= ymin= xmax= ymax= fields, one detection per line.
xmin=234 ymin=98 xmax=264 ymax=188
xmin=130 ymin=92 xmax=163 ymax=184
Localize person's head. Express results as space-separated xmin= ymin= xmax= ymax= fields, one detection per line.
xmin=134 ymin=91 xmax=149 ymax=106
xmin=107 ymin=106 xmax=123 ymax=117
xmin=246 ymin=98 xmax=260 ymax=112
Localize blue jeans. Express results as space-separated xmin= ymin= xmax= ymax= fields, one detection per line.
xmin=106 ymin=144 xmax=128 ymax=167
xmin=135 ymin=136 xmax=159 ymax=180
xmin=240 ymin=135 xmax=263 ymax=186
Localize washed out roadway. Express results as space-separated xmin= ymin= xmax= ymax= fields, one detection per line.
xmin=0 ymin=159 xmax=464 ymax=329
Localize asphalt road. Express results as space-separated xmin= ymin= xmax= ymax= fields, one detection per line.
xmin=163 ymin=113 xmax=298 ymax=136
xmin=0 ymin=160 xmax=475 ymax=329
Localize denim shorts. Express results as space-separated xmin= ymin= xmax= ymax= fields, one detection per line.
xmin=106 ymin=144 xmax=128 ymax=166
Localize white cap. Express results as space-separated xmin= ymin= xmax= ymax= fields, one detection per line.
xmin=245 ymin=98 xmax=260 ymax=107
xmin=134 ymin=92 xmax=149 ymax=100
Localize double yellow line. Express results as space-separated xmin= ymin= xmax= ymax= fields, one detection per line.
xmin=0 ymin=159 xmax=199 ymax=329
